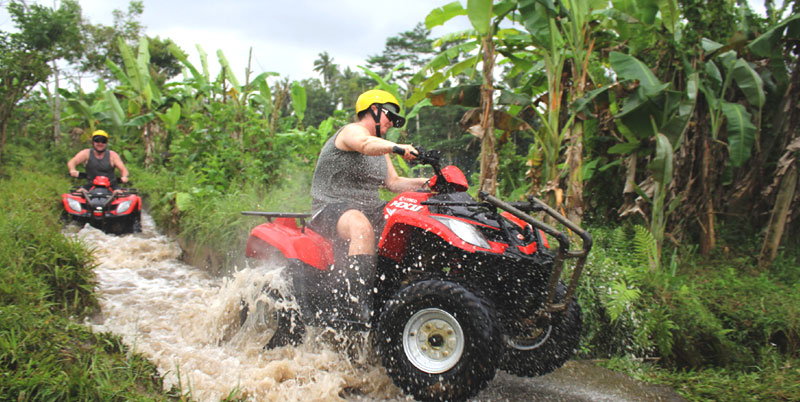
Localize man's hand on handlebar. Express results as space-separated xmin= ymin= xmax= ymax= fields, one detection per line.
xmin=391 ymin=144 xmax=419 ymax=161
xmin=69 ymin=170 xmax=80 ymax=178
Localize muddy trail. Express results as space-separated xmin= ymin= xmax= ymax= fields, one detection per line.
xmin=67 ymin=212 xmax=686 ymax=402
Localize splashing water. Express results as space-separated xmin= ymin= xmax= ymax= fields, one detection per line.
xmin=67 ymin=213 xmax=403 ymax=401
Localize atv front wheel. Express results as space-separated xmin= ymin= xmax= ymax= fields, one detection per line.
xmin=500 ymin=282 xmax=582 ymax=377
xmin=375 ymin=280 xmax=500 ymax=402
xmin=131 ymin=212 xmax=142 ymax=233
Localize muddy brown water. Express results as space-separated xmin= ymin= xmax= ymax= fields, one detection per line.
xmin=67 ymin=213 xmax=686 ymax=402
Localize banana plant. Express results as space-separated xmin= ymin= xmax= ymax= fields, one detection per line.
xmin=644 ymin=133 xmax=678 ymax=267
xmin=58 ymin=79 xmax=124 ymax=137
xmin=749 ymin=13 xmax=800 ymax=269
xmin=413 ymin=0 xmax=525 ymax=195
xmin=579 ymin=51 xmax=695 ymax=263
xmin=521 ymin=0 xmax=606 ymax=224
xmin=106 ymin=36 xmax=170 ymax=166
xmin=169 ymin=43 xmax=280 ymax=143
xmin=290 ymin=81 xmax=306 ymax=130
xmin=699 ymin=40 xmax=763 ymax=168
xmin=416 ymin=0 xmax=606 ymax=214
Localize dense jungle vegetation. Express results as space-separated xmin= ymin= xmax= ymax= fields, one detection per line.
xmin=1 ymin=0 xmax=799 ymax=400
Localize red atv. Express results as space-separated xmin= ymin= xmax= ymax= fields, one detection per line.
xmin=242 ymin=148 xmax=592 ymax=402
xmin=61 ymin=173 xmax=142 ymax=235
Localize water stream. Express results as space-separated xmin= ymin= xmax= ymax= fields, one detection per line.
xmin=67 ymin=212 xmax=686 ymax=402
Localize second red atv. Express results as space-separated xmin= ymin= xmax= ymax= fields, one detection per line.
xmin=61 ymin=173 xmax=142 ymax=235
xmin=242 ymin=148 xmax=592 ymax=402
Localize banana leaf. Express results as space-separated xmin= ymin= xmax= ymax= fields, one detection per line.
xmin=722 ymin=101 xmax=757 ymax=167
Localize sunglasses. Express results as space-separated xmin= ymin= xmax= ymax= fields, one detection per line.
xmin=381 ymin=104 xmax=406 ymax=128
xmin=93 ymin=137 xmax=107 ymax=143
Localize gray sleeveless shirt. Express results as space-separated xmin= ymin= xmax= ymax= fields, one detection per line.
xmin=311 ymin=129 xmax=388 ymax=215
xmin=86 ymin=150 xmax=115 ymax=182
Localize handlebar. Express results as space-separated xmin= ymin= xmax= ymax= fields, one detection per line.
xmin=67 ymin=172 xmax=88 ymax=179
xmin=407 ymin=146 xmax=441 ymax=168
xmin=67 ymin=172 xmax=135 ymax=190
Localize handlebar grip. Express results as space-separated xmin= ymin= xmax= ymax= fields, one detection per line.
xmin=392 ymin=145 xmax=406 ymax=156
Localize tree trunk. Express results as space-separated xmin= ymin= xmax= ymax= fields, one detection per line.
xmin=699 ymin=136 xmax=716 ymax=256
xmin=52 ymin=61 xmax=61 ymax=145
xmin=143 ymin=121 xmax=155 ymax=167
xmin=758 ymin=165 xmax=798 ymax=270
xmin=478 ymin=35 xmax=498 ymax=195
xmin=565 ymin=121 xmax=584 ymax=226
xmin=0 ymin=118 xmax=7 ymax=167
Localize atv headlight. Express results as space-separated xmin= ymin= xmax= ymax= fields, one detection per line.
xmin=67 ymin=198 xmax=82 ymax=213
xmin=432 ymin=216 xmax=491 ymax=249
xmin=116 ymin=200 xmax=132 ymax=214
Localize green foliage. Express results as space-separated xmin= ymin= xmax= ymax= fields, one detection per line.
xmin=79 ymin=1 xmax=182 ymax=84
xmin=580 ymin=223 xmax=799 ymax=371
xmin=366 ymin=23 xmax=438 ymax=89
xmin=578 ymin=225 xmax=673 ymax=358
xmin=599 ymin=355 xmax=800 ymax=402
xmin=631 ymin=225 xmax=658 ymax=272
xmin=1 ymin=0 xmax=83 ymax=156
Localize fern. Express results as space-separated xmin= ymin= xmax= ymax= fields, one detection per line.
xmin=606 ymin=279 xmax=642 ymax=322
xmin=609 ymin=226 xmax=632 ymax=257
xmin=646 ymin=306 xmax=677 ymax=356
xmin=633 ymin=225 xmax=659 ymax=271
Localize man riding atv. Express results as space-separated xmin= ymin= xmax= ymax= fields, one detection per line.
xmin=243 ymin=140 xmax=591 ymax=401
xmin=67 ymin=129 xmax=130 ymax=196
xmin=308 ymin=89 xmax=428 ymax=325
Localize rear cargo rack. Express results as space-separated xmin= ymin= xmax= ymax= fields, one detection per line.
xmin=241 ymin=211 xmax=312 ymax=232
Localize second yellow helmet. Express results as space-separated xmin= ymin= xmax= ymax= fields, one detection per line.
xmin=92 ymin=129 xmax=109 ymax=139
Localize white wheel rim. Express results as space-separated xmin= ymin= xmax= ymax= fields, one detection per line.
xmin=402 ymin=308 xmax=465 ymax=374
xmin=505 ymin=324 xmax=552 ymax=351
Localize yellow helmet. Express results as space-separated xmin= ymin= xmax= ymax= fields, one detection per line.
xmin=355 ymin=90 xmax=406 ymax=129
xmin=92 ymin=129 xmax=109 ymax=139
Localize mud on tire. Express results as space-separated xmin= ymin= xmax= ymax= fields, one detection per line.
xmin=375 ymin=280 xmax=500 ymax=402
xmin=500 ymin=282 xmax=582 ymax=377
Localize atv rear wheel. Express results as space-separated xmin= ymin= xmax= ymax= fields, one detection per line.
xmin=375 ymin=280 xmax=500 ymax=402
xmin=239 ymin=287 xmax=305 ymax=349
xmin=500 ymin=282 xmax=582 ymax=377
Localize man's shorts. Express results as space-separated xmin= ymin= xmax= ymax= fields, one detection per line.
xmin=309 ymin=202 xmax=386 ymax=240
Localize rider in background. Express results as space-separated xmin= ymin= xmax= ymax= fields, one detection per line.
xmin=67 ymin=129 xmax=129 ymax=195
xmin=310 ymin=89 xmax=428 ymax=324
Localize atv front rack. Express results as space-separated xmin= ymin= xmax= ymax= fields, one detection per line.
xmin=69 ymin=187 xmax=139 ymax=197
xmin=478 ymin=192 xmax=592 ymax=315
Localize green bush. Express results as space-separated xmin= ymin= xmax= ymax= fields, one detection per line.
xmin=578 ymin=224 xmax=799 ymax=369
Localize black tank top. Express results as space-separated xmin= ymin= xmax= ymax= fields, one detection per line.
xmin=86 ymin=149 xmax=115 ymax=183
